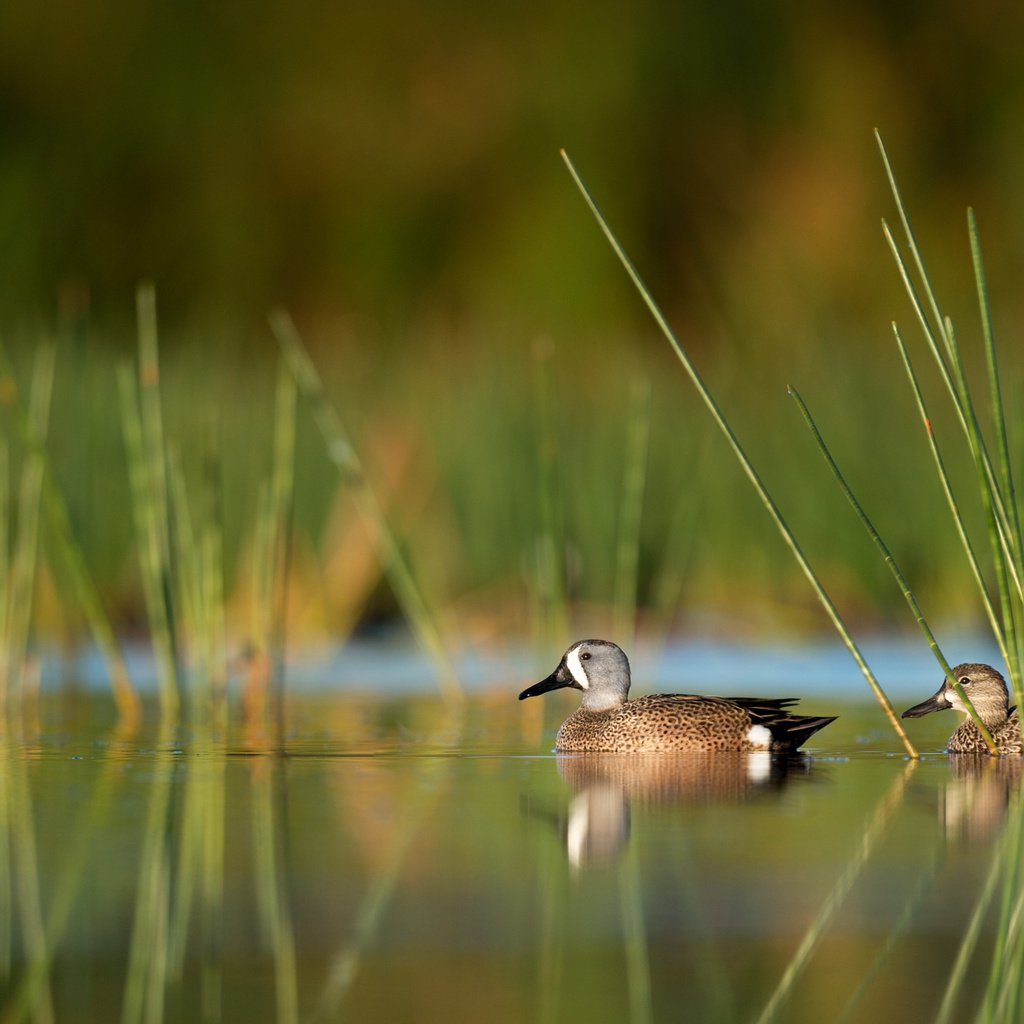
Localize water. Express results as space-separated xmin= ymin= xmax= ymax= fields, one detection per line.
xmin=0 ymin=688 xmax=1017 ymax=1023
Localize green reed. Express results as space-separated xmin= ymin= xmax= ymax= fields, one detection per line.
xmin=612 ymin=376 xmax=651 ymax=648
xmin=0 ymin=344 xmax=54 ymax=710
xmin=561 ymin=149 xmax=917 ymax=756
xmin=530 ymin=339 xmax=570 ymax=654
xmin=789 ymin=385 xmax=997 ymax=752
xmin=247 ymin=358 xmax=297 ymax=737
xmin=0 ymin=341 xmax=140 ymax=723
xmin=270 ymin=309 xmax=462 ymax=702
xmin=878 ymin=132 xmax=1024 ymax=700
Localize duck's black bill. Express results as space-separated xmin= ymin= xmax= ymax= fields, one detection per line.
xmin=518 ymin=670 xmax=571 ymax=701
xmin=901 ymin=689 xmax=952 ymax=719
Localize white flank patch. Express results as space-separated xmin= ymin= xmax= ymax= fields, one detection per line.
xmin=566 ymin=646 xmax=590 ymax=689
xmin=746 ymin=724 xmax=773 ymax=750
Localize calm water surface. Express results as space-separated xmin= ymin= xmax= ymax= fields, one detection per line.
xmin=0 ymin=689 xmax=1017 ymax=1023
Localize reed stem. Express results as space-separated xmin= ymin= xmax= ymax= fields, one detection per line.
xmin=561 ymin=148 xmax=916 ymax=756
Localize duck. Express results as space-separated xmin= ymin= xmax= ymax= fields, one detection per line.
xmin=518 ymin=639 xmax=836 ymax=753
xmin=901 ymin=662 xmax=1021 ymax=755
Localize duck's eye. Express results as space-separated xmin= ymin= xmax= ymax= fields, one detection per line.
xmin=959 ymin=676 xmax=971 ymax=687
xmin=581 ymin=652 xmax=591 ymax=661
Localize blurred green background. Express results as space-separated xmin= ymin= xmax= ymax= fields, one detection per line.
xmin=2 ymin=0 xmax=1024 ymax=647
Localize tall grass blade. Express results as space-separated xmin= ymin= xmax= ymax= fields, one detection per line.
xmin=879 ymin=221 xmax=1018 ymax=581
xmin=245 ymin=359 xmax=297 ymax=739
xmin=5 ymin=345 xmax=55 ymax=705
xmin=119 ymin=365 xmax=179 ymax=717
xmin=892 ymin=325 xmax=1009 ymax=668
xmin=0 ymin=343 xmax=140 ymax=723
xmin=788 ymin=385 xmax=996 ymax=752
xmin=878 ymin=134 xmax=1023 ymax=697
xmin=270 ymin=310 xmax=462 ymax=702
xmin=0 ymin=444 xmax=9 ymax=704
xmin=560 ymin=149 xmax=917 ymax=755
xmin=613 ymin=377 xmax=651 ymax=648
xmin=531 ymin=339 xmax=570 ymax=653
xmin=968 ymin=210 xmax=1020 ymax=545
xmin=969 ymin=209 xmax=1024 ymax=685
xmin=267 ymin=361 xmax=296 ymax=742
xmin=879 ymin=207 xmax=1018 ymax=597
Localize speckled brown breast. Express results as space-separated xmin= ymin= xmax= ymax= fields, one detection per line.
xmin=947 ymin=709 xmax=1022 ymax=754
xmin=552 ymin=693 xmax=829 ymax=753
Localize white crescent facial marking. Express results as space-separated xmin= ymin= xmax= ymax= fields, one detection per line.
xmin=746 ymin=724 xmax=773 ymax=750
xmin=946 ymin=686 xmax=967 ymax=713
xmin=566 ymin=646 xmax=590 ymax=689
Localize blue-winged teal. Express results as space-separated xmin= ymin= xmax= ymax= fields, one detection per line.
xmin=519 ymin=639 xmax=836 ymax=753
xmin=901 ymin=662 xmax=1022 ymax=755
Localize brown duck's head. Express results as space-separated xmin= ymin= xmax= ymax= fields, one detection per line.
xmin=901 ymin=662 xmax=1011 ymax=730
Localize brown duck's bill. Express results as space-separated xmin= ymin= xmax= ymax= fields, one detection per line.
xmin=901 ymin=688 xmax=952 ymax=719
xmin=518 ymin=668 xmax=575 ymax=701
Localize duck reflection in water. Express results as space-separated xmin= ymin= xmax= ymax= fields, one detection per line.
xmin=937 ymin=756 xmax=1022 ymax=844
xmin=551 ymin=751 xmax=813 ymax=869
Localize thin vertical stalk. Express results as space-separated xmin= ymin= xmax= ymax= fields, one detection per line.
xmin=532 ymin=339 xmax=570 ymax=652
xmin=246 ymin=361 xmax=297 ymax=737
xmin=268 ymin=362 xmax=296 ymax=745
xmin=968 ymin=209 xmax=1022 ymax=557
xmin=0 ymin=444 xmax=9 ymax=703
xmin=892 ymin=325 xmax=1010 ymax=669
xmin=613 ymin=377 xmax=651 ymax=648
xmin=5 ymin=346 xmax=55 ymax=704
xmin=271 ymin=311 xmax=462 ymax=701
xmin=789 ymin=386 xmax=996 ymax=752
xmin=119 ymin=366 xmax=179 ymax=717
xmin=198 ymin=425 xmax=227 ymax=717
xmin=879 ymin=218 xmax=1018 ymax=595
xmin=879 ymin=133 xmax=1024 ymax=706
xmin=561 ymin=149 xmax=916 ymax=756
xmin=0 ymin=342 xmax=140 ymax=722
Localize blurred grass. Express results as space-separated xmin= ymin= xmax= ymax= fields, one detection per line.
xmin=0 ymin=1 xmax=1021 ymax=658
xmin=0 ymin=302 xmax=1014 ymax=659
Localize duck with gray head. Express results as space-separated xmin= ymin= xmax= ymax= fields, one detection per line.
xmin=901 ymin=662 xmax=1021 ymax=755
xmin=519 ymin=639 xmax=836 ymax=754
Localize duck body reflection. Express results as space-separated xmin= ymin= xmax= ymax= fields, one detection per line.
xmin=552 ymin=751 xmax=814 ymax=868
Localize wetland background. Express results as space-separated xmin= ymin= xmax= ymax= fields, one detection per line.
xmin=3 ymin=1 xmax=1024 ymax=1021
